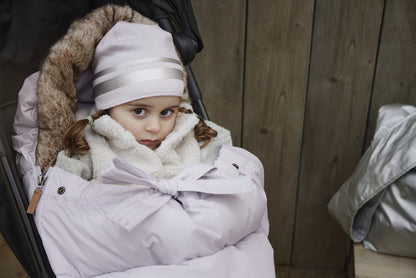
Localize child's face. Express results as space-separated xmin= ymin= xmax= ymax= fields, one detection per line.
xmin=109 ymin=96 xmax=181 ymax=150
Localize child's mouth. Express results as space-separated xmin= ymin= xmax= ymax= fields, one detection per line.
xmin=139 ymin=140 xmax=160 ymax=149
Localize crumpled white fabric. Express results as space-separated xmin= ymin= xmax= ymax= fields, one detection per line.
xmin=93 ymin=232 xmax=274 ymax=278
xmin=97 ymin=155 xmax=255 ymax=231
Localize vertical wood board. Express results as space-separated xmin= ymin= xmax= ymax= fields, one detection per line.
xmin=365 ymin=0 xmax=416 ymax=147
xmin=292 ymin=0 xmax=384 ymax=269
xmin=244 ymin=0 xmax=314 ymax=264
xmin=191 ymin=1 xmax=247 ymax=145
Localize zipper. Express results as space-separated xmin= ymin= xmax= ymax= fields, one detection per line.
xmin=26 ymin=172 xmax=48 ymax=214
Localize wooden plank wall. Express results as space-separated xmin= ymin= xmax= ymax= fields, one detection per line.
xmin=243 ymin=0 xmax=314 ymax=266
xmin=2 ymin=0 xmax=416 ymax=277
xmin=292 ymin=0 xmax=383 ymax=269
xmin=365 ymin=0 xmax=416 ymax=147
xmin=192 ymin=0 xmax=416 ymax=276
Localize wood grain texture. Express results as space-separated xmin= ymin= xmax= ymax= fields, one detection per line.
xmin=243 ymin=0 xmax=314 ymax=264
xmin=292 ymin=0 xmax=384 ymax=269
xmin=354 ymin=244 xmax=416 ymax=278
xmin=365 ymin=0 xmax=416 ymax=147
xmin=191 ymin=0 xmax=247 ymax=146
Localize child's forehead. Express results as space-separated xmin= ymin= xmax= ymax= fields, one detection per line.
xmin=125 ymin=96 xmax=181 ymax=107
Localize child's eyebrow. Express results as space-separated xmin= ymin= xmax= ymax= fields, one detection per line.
xmin=126 ymin=103 xmax=180 ymax=109
xmin=126 ymin=103 xmax=151 ymax=107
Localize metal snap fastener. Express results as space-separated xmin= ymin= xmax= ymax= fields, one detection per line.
xmin=232 ymin=163 xmax=239 ymax=169
xmin=57 ymin=186 xmax=66 ymax=195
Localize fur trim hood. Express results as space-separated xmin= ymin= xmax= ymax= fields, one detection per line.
xmin=35 ymin=5 xmax=188 ymax=172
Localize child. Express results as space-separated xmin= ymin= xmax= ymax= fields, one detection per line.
xmin=13 ymin=4 xmax=276 ymax=277
xmin=55 ymin=21 xmax=231 ymax=181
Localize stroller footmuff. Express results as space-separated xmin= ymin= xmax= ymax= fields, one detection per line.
xmin=12 ymin=4 xmax=276 ymax=277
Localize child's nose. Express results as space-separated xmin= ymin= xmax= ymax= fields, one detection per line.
xmin=145 ymin=117 xmax=161 ymax=133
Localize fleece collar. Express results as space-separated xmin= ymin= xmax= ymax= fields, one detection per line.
xmin=86 ymin=104 xmax=200 ymax=179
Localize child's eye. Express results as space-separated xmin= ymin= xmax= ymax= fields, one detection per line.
xmin=133 ymin=108 xmax=146 ymax=116
xmin=160 ymin=109 xmax=174 ymax=117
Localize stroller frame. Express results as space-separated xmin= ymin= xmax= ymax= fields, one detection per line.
xmin=0 ymin=101 xmax=54 ymax=277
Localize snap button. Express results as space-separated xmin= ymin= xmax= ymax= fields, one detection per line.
xmin=232 ymin=163 xmax=239 ymax=169
xmin=57 ymin=186 xmax=66 ymax=195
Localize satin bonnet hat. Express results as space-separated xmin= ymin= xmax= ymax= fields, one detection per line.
xmin=92 ymin=21 xmax=185 ymax=110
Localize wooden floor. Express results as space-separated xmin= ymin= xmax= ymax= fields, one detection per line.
xmin=354 ymin=244 xmax=416 ymax=278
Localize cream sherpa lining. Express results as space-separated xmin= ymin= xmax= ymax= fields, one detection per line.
xmin=55 ymin=103 xmax=204 ymax=180
xmin=35 ymin=5 xmax=189 ymax=172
